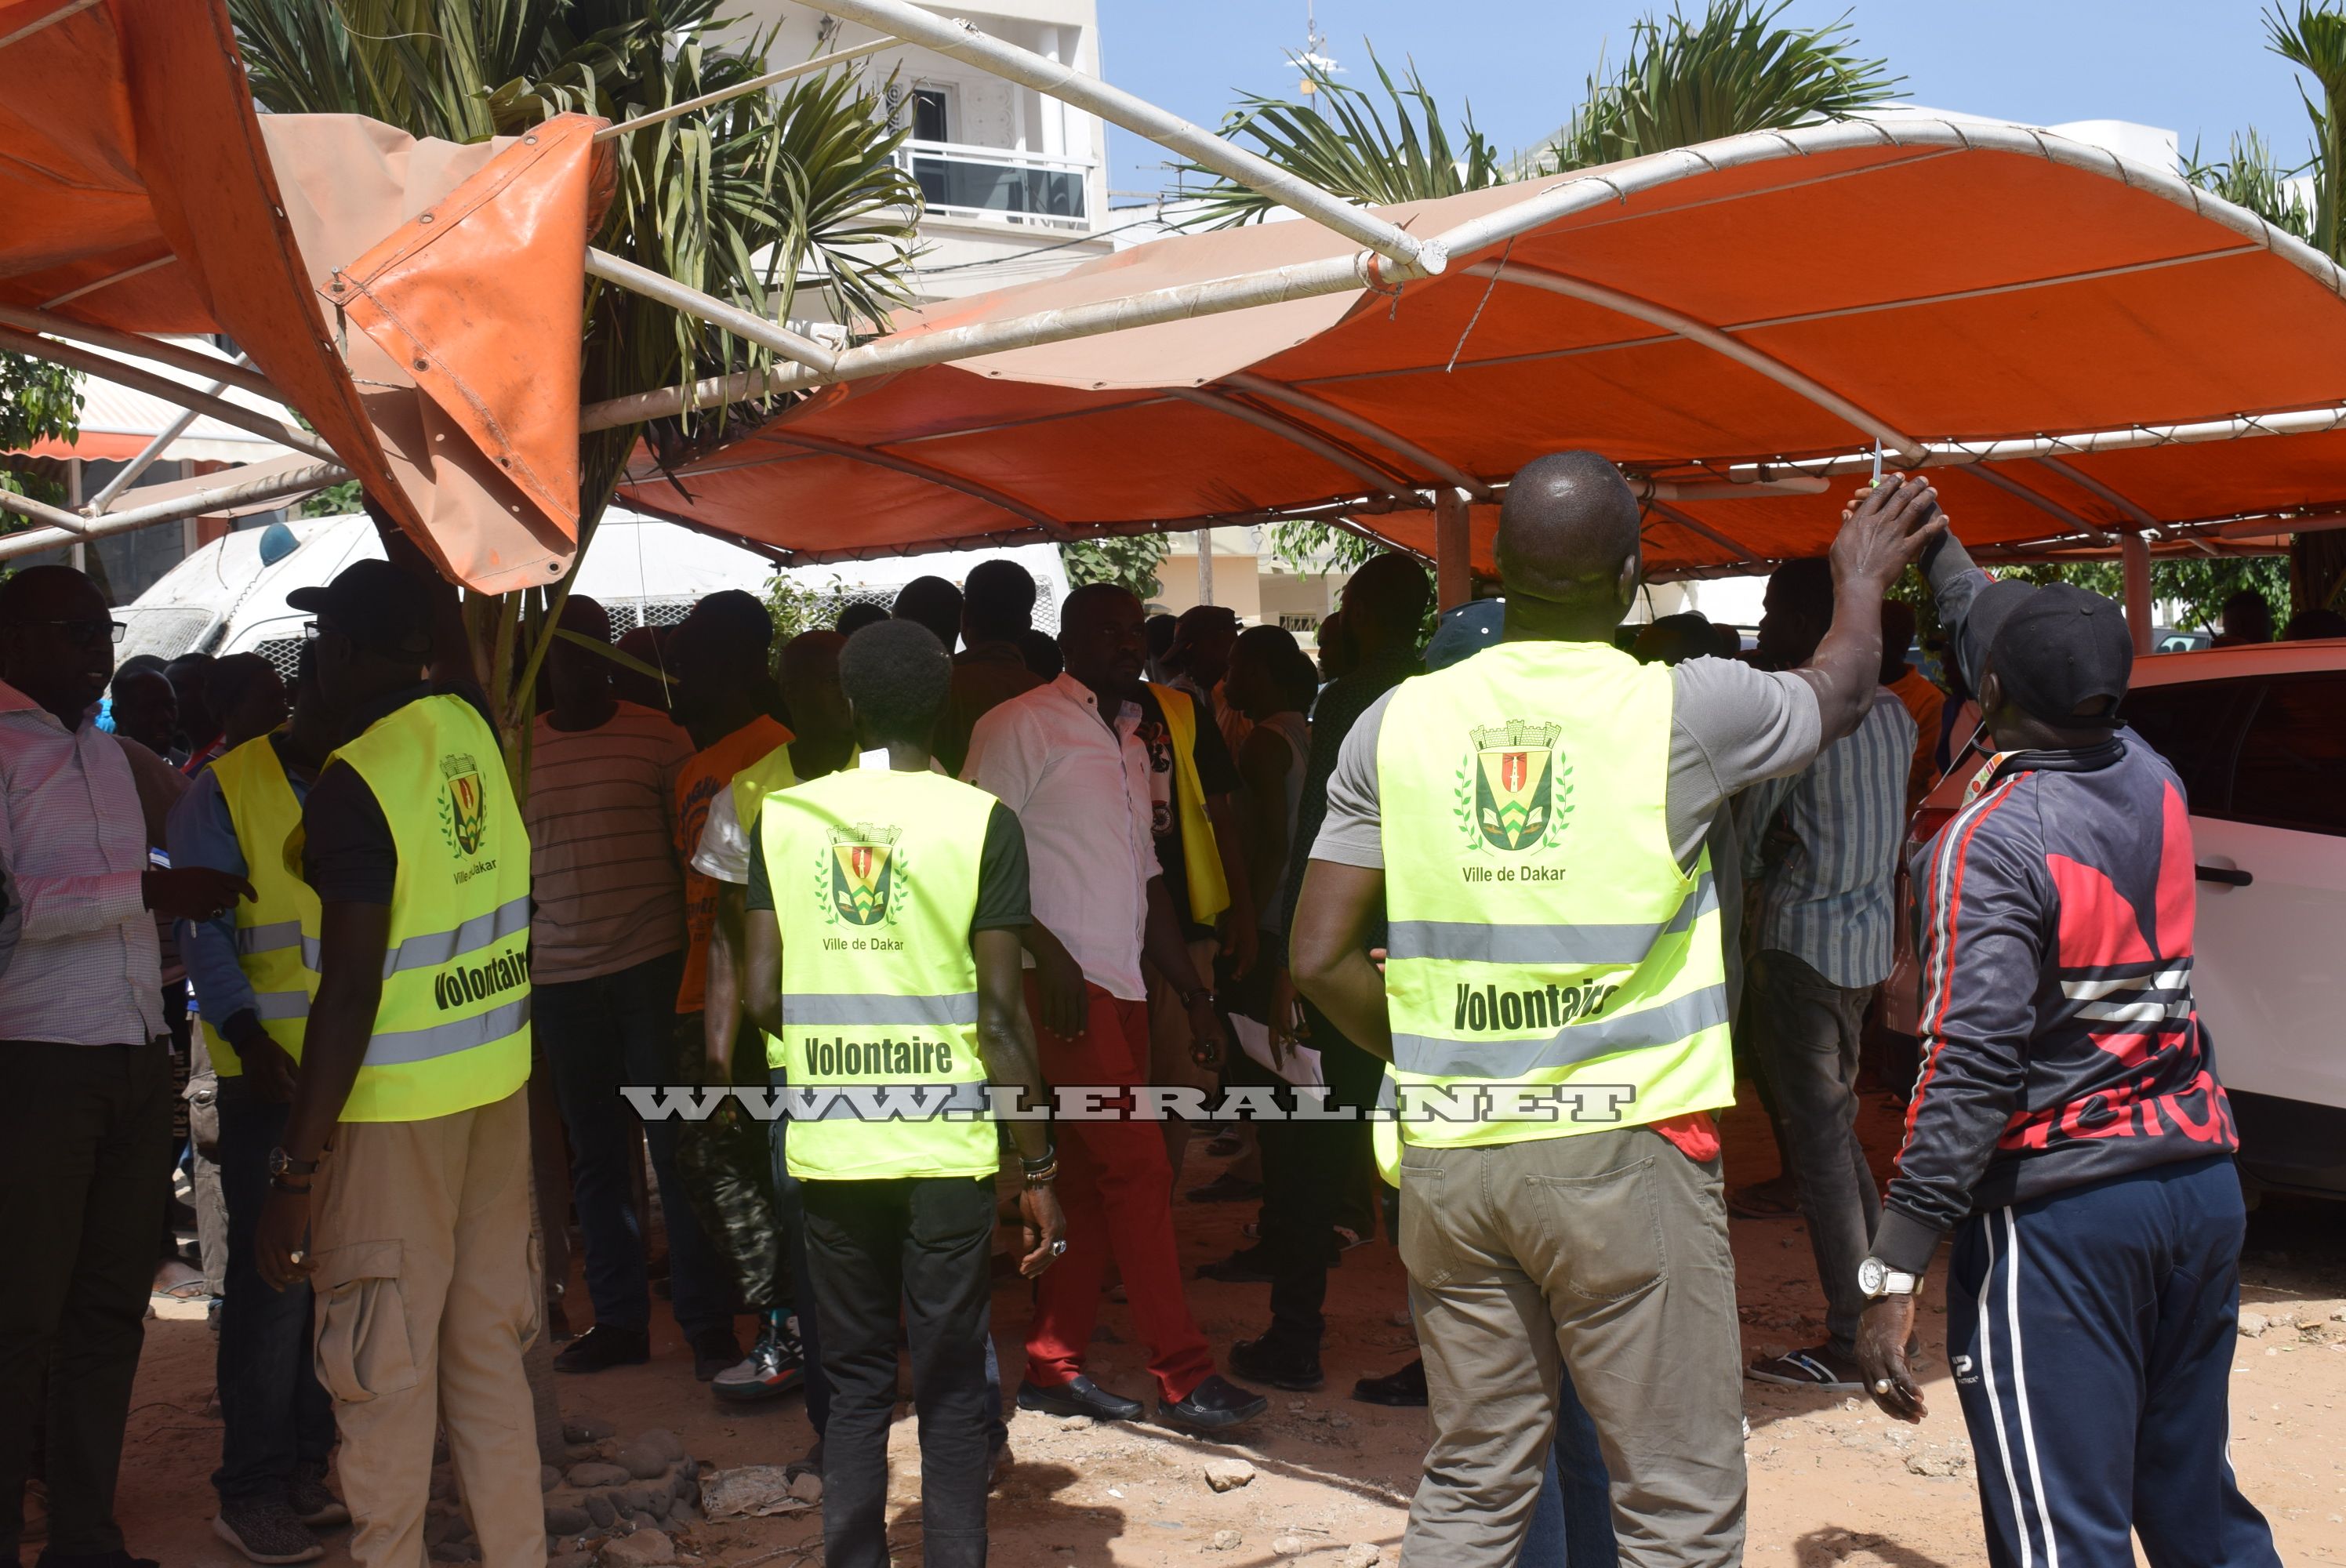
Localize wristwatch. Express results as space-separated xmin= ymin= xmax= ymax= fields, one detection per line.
xmin=267 ymin=1147 xmax=320 ymax=1181
xmin=1857 ymin=1257 xmax=1918 ymax=1299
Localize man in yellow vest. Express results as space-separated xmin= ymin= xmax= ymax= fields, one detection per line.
xmin=252 ymin=559 xmax=542 ymax=1568
xmin=739 ymin=619 xmax=1065 ymax=1568
xmin=1291 ymin=454 xmax=1945 ymax=1566
xmin=167 ymin=648 xmax=343 ymax=1562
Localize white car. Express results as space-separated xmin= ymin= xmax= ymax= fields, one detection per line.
xmin=1884 ymin=637 xmax=2346 ymax=1199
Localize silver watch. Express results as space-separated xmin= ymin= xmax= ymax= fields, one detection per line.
xmin=1858 ymin=1257 xmax=1918 ymax=1299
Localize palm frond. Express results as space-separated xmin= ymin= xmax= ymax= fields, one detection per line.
xmin=2266 ymin=0 xmax=2346 ymax=258
xmin=1544 ymin=1 xmax=1899 ymax=172
xmin=1169 ymin=45 xmax=1505 ymax=228
xmin=2185 ymin=127 xmax=2315 ymax=241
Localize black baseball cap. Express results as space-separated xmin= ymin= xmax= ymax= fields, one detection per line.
xmin=286 ymin=560 xmax=436 ymax=661
xmin=1983 ymin=582 xmax=2132 ymax=729
xmin=1425 ymin=598 xmax=1505 ymax=671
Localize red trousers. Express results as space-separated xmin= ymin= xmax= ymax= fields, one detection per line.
xmin=1022 ymin=979 xmax=1215 ymax=1404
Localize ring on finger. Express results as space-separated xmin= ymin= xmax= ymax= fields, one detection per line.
xmin=1872 ymin=1377 xmax=1893 ymax=1396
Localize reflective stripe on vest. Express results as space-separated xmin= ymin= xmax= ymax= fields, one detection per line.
xmin=759 ymin=768 xmax=999 ymax=1182
xmin=325 ymin=695 xmax=532 ymax=1122
xmin=1375 ymin=641 xmax=1733 ymax=1160
xmin=199 ymin=734 xmax=319 ymax=1075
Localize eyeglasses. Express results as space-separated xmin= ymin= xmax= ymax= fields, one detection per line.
xmin=17 ymin=619 xmax=125 ymax=647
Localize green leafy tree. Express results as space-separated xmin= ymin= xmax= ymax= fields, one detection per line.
xmin=0 ymin=353 xmax=82 ymax=514
xmin=1059 ymin=535 xmax=1168 ymax=601
xmin=2184 ymin=128 xmax=2314 ymax=239
xmin=230 ymin=0 xmax=924 ymax=752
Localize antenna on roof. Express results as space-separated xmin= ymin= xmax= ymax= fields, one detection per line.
xmin=1295 ymin=1 xmax=1341 ymax=95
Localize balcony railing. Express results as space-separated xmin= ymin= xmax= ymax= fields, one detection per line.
xmin=899 ymin=138 xmax=1091 ymax=226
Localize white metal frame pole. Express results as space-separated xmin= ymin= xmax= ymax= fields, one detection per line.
xmin=2120 ymin=532 xmax=2155 ymax=654
xmin=0 ymin=328 xmax=334 ymax=462
xmin=592 ymin=37 xmax=902 ymax=141
xmin=0 ymin=460 xmax=351 ymax=562
xmin=791 ymin=0 xmax=1440 ymax=274
xmin=584 ymin=249 xmax=840 ymax=374
xmin=1435 ymin=485 xmax=1473 ymax=611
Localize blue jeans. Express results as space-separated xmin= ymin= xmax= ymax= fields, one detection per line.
xmin=765 ymin=1067 xmax=1006 ymax=1449
xmin=1521 ymin=1364 xmax=1618 ymax=1567
xmin=212 ymin=1076 xmax=333 ymax=1502
xmin=539 ymin=952 xmax=732 ymax=1337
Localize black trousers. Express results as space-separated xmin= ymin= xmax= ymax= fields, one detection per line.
xmin=1258 ymin=999 xmax=1386 ymax=1350
xmin=803 ymin=1174 xmax=994 ymax=1568
xmin=0 ymin=1040 xmax=174 ymax=1561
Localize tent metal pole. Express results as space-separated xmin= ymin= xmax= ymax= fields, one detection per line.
xmin=792 ymin=0 xmax=1440 ymax=274
xmin=1464 ymin=261 xmax=1927 ymax=463
xmin=0 ymin=0 xmax=98 ymax=52
xmin=0 ymin=306 xmax=288 ymax=408
xmin=594 ymin=38 xmax=902 ymax=140
xmin=0 ymin=488 xmax=89 ymax=536
xmin=86 ymin=358 xmax=254 ymax=515
xmin=2120 ymin=531 xmax=2154 ymax=654
xmin=1435 ymin=487 xmax=1473 ymax=611
xmin=585 ymin=250 xmax=839 ymax=374
xmin=1964 ymin=466 xmax=2115 ymax=546
xmin=0 ymin=327 xmax=334 ymax=463
xmin=0 ymin=460 xmax=350 ymax=563
xmin=748 ymin=433 xmax=1070 ymax=538
xmin=1222 ymin=373 xmax=1495 ymax=500
xmin=1165 ymin=387 xmax=1418 ymax=504
xmin=1645 ymin=499 xmax=1766 ymax=566
xmin=40 ymin=255 xmax=176 ymax=310
xmin=580 ymin=247 xmax=1388 ymax=430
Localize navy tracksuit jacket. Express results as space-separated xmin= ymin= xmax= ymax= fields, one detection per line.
xmin=1876 ymin=541 xmax=2281 ymax=1568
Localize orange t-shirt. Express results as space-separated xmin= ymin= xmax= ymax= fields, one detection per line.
xmin=672 ymin=715 xmax=793 ymax=1014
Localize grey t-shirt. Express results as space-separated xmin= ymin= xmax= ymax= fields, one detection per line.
xmin=1311 ymin=655 xmax=1822 ymax=873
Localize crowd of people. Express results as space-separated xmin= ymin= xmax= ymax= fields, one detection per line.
xmin=0 ymin=456 xmax=2295 ymax=1568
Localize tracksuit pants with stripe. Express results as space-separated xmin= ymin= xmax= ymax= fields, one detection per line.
xmin=1945 ymin=1153 xmax=2279 ymax=1568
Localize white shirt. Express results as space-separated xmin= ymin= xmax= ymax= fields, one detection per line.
xmin=963 ymin=673 xmax=1157 ymax=1002
xmin=0 ymin=680 xmax=164 ymax=1044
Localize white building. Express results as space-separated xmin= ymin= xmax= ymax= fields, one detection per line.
xmin=729 ymin=0 xmax=1120 ymax=304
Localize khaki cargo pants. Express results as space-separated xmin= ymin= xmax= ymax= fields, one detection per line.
xmin=1398 ymin=1125 xmax=1746 ymax=1568
xmin=310 ymin=1087 xmax=545 ymax=1568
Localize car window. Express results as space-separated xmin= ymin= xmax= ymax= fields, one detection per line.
xmin=2228 ymin=673 xmax=2346 ymax=837
xmin=2118 ymin=678 xmax=2256 ymax=812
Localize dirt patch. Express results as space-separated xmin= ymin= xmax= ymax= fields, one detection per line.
xmin=112 ymin=1092 xmax=2346 ymax=1565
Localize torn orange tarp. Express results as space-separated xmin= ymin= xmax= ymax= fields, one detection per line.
xmin=0 ymin=0 xmax=606 ymax=593
xmin=622 ymin=117 xmax=2346 ymax=572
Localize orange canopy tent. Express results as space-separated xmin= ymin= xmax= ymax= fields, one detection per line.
xmin=0 ymin=0 xmax=608 ymax=592
xmin=616 ymin=114 xmax=2346 ymax=592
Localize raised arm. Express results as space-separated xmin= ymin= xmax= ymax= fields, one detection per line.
xmin=1799 ymin=476 xmax=1947 ymax=745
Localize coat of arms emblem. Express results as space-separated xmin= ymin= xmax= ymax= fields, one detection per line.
xmin=1469 ymin=720 xmax=1563 ymax=851
xmin=440 ymin=753 xmax=486 ymax=857
xmin=827 ymin=822 xmax=902 ymax=927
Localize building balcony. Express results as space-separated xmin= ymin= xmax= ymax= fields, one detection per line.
xmin=899 ymin=138 xmax=1091 ymax=228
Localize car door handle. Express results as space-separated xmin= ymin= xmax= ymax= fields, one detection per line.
xmin=2195 ymin=864 xmax=2253 ymax=887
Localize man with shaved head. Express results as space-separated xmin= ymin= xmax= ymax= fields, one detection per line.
xmin=1291 ymin=452 xmax=1943 ymax=1565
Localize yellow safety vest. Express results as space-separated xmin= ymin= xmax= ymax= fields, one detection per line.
xmin=314 ymin=694 xmax=532 ymax=1122
xmin=1151 ymin=683 xmax=1230 ymax=925
xmin=199 ymin=733 xmax=318 ymax=1076
xmin=1373 ymin=641 xmax=1731 ymax=1179
xmin=757 ymin=767 xmax=997 ymax=1181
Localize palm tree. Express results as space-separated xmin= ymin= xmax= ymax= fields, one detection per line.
xmin=1171 ymin=0 xmax=1896 ymax=222
xmin=230 ymin=0 xmax=924 ymax=741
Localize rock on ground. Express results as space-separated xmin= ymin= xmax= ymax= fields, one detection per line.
xmin=1342 ymin=1544 xmax=1384 ymax=1568
xmin=700 ymin=1464 xmax=813 ymax=1519
xmin=601 ymin=1528 xmax=675 ymax=1566
xmin=1201 ymin=1458 xmax=1255 ymax=1494
xmin=567 ymin=1462 xmax=634 ymax=1489
xmin=1207 ymin=1530 xmax=1241 ymax=1551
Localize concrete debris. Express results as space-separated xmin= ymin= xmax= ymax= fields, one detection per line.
xmin=1341 ymin=1544 xmax=1385 ymax=1568
xmin=1201 ymin=1458 xmax=1256 ymax=1494
xmin=2238 ymin=1312 xmax=2269 ymax=1338
xmin=699 ymin=1465 xmax=812 ymax=1519
xmin=1207 ymin=1529 xmax=1243 ymax=1551
xmin=1271 ymin=1537 xmax=1304 ymax=1556
xmin=601 ymin=1528 xmax=675 ymax=1566
xmin=1905 ymin=1451 xmax=1968 ymax=1478
xmin=788 ymin=1470 xmax=824 ymax=1504
xmin=1057 ymin=1415 xmax=1095 ymax=1432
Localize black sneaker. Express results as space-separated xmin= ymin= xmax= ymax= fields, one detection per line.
xmin=712 ymin=1316 xmax=804 ymax=1404
xmin=211 ymin=1497 xmax=324 ymax=1565
xmin=553 ymin=1323 xmax=650 ymax=1374
xmin=1352 ymin=1358 xmax=1428 ymax=1407
xmin=1015 ymin=1374 xmax=1144 ymax=1422
xmin=690 ymin=1323 xmax=742 ymax=1382
xmin=286 ymin=1464 xmax=349 ymax=1529
xmin=1195 ymin=1246 xmax=1276 ymax=1283
xmin=1228 ymin=1334 xmax=1324 ymax=1392
xmin=1156 ymin=1374 xmax=1268 ymax=1433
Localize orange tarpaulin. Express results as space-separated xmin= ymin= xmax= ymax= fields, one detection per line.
xmin=621 ymin=118 xmax=2346 ymax=572
xmin=0 ymin=0 xmax=605 ymax=592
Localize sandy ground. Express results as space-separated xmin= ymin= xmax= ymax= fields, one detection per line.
xmin=114 ymin=1091 xmax=2346 ymax=1567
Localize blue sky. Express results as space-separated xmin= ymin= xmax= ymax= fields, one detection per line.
xmin=1095 ymin=1 xmax=2316 ymax=202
